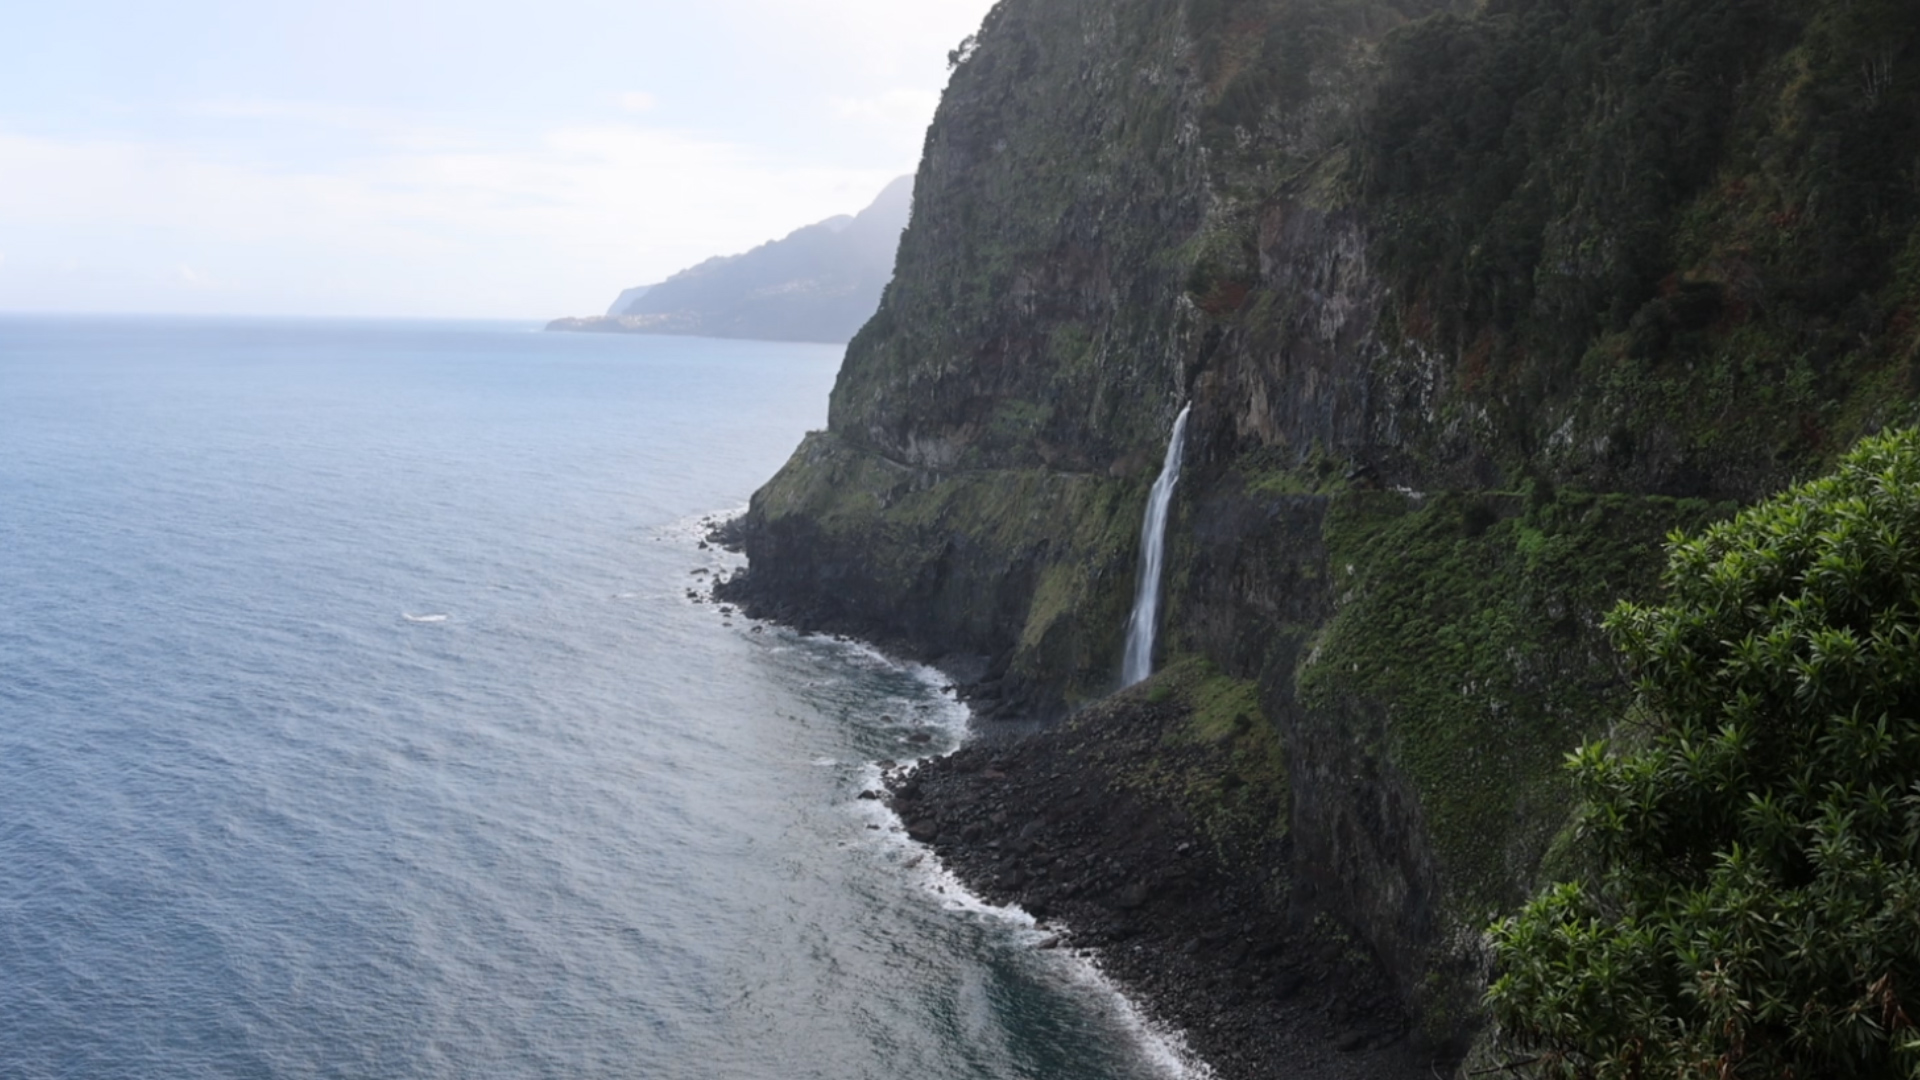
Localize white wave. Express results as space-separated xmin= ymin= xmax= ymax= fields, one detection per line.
xmin=833 ymin=668 xmax=1209 ymax=1080
xmin=809 ymin=636 xmax=971 ymax=745
xmin=1058 ymin=952 xmax=1218 ymax=1080
xmin=659 ymin=505 xmax=751 ymax=551
xmin=849 ymin=769 xmax=1212 ymax=1080
xmin=730 ymin=511 xmax=1211 ymax=1078
xmin=401 ymin=613 xmax=449 ymax=623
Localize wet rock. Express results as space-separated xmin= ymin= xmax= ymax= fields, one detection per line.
xmin=880 ymin=686 xmax=1430 ymax=1080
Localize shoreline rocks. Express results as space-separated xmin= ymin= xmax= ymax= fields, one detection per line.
xmin=711 ymin=515 xmax=1452 ymax=1078
xmin=886 ymin=689 xmax=1443 ymax=1080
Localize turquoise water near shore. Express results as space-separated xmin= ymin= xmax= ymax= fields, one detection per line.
xmin=0 ymin=317 xmax=1192 ymax=1080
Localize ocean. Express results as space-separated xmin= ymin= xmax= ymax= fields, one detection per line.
xmin=0 ymin=317 xmax=1197 ymax=1080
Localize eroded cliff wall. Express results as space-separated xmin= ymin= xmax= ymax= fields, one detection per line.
xmin=723 ymin=0 xmax=1920 ymax=1054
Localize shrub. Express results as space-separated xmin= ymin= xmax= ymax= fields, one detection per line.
xmin=1488 ymin=428 xmax=1920 ymax=1078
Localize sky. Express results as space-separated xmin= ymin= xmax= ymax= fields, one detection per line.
xmin=0 ymin=0 xmax=998 ymax=319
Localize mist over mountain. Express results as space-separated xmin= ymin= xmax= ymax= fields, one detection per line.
xmin=548 ymin=176 xmax=912 ymax=344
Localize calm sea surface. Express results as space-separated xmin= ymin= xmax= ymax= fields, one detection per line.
xmin=0 ymin=317 xmax=1191 ymax=1080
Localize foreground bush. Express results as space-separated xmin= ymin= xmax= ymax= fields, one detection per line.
xmin=1489 ymin=429 xmax=1920 ymax=1078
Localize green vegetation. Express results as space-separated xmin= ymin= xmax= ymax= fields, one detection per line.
xmin=829 ymin=0 xmax=1208 ymax=476
xmin=1190 ymin=0 xmax=1436 ymax=170
xmin=1102 ymin=657 xmax=1289 ymax=860
xmin=1238 ymin=443 xmax=1348 ymax=496
xmin=751 ymin=432 xmax=1147 ymax=704
xmin=1363 ymin=0 xmax=1920 ymax=342
xmin=1489 ymin=429 xmax=1920 ymax=1078
xmin=1300 ymin=487 xmax=1727 ymax=926
xmin=1356 ymin=0 xmax=1920 ymax=485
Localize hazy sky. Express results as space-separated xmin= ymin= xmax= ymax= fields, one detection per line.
xmin=1 ymin=0 xmax=996 ymax=319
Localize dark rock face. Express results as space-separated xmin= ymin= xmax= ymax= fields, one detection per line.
xmin=722 ymin=0 xmax=1920 ymax=1065
xmin=829 ymin=2 xmax=1209 ymax=475
xmin=890 ymin=683 xmax=1436 ymax=1080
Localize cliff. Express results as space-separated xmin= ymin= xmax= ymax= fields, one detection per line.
xmin=548 ymin=176 xmax=912 ymax=344
xmin=720 ymin=0 xmax=1920 ymax=1072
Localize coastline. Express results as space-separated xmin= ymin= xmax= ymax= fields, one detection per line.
xmin=883 ymin=694 xmax=1437 ymax=1080
xmin=708 ymin=521 xmax=1439 ymax=1080
xmin=690 ymin=511 xmax=1213 ymax=1077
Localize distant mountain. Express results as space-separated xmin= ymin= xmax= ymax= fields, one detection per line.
xmin=605 ymin=285 xmax=651 ymax=317
xmin=548 ymin=176 xmax=912 ymax=344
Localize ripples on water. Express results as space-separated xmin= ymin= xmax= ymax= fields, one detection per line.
xmin=0 ymin=318 xmax=1196 ymax=1080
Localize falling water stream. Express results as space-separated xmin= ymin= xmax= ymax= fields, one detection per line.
xmin=1121 ymin=403 xmax=1191 ymax=686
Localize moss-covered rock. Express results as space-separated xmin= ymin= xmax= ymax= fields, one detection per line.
xmin=1292 ymin=488 xmax=1731 ymax=1035
xmin=722 ymin=430 xmax=1146 ymax=711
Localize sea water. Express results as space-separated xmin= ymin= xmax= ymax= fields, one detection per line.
xmin=0 ymin=317 xmax=1194 ymax=1080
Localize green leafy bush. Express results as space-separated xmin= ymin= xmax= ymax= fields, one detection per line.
xmin=1489 ymin=428 xmax=1920 ymax=1078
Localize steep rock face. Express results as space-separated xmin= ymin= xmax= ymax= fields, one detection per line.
xmin=723 ymin=0 xmax=1920 ymax=1058
xmin=726 ymin=432 xmax=1143 ymax=713
xmin=831 ymin=1 xmax=1206 ymax=473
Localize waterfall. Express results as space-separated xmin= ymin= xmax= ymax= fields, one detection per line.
xmin=1121 ymin=403 xmax=1191 ymax=687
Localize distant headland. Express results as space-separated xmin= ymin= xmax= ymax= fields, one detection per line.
xmin=546 ymin=176 xmax=910 ymax=345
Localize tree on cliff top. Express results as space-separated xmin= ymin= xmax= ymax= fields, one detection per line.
xmin=1488 ymin=428 xmax=1920 ymax=1079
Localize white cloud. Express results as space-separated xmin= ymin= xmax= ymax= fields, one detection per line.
xmin=831 ymin=88 xmax=941 ymax=127
xmin=830 ymin=88 xmax=942 ymax=152
xmin=189 ymin=99 xmax=389 ymax=127
xmin=0 ymin=120 xmax=899 ymax=317
xmin=719 ymin=0 xmax=996 ymax=81
xmin=0 ymin=0 xmax=1003 ymax=317
xmin=174 ymin=263 xmax=232 ymax=291
xmin=184 ymin=98 xmax=489 ymax=155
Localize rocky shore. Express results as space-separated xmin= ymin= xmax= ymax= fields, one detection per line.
xmin=881 ymin=684 xmax=1444 ymax=1080
xmin=709 ymin=532 xmax=1443 ymax=1078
